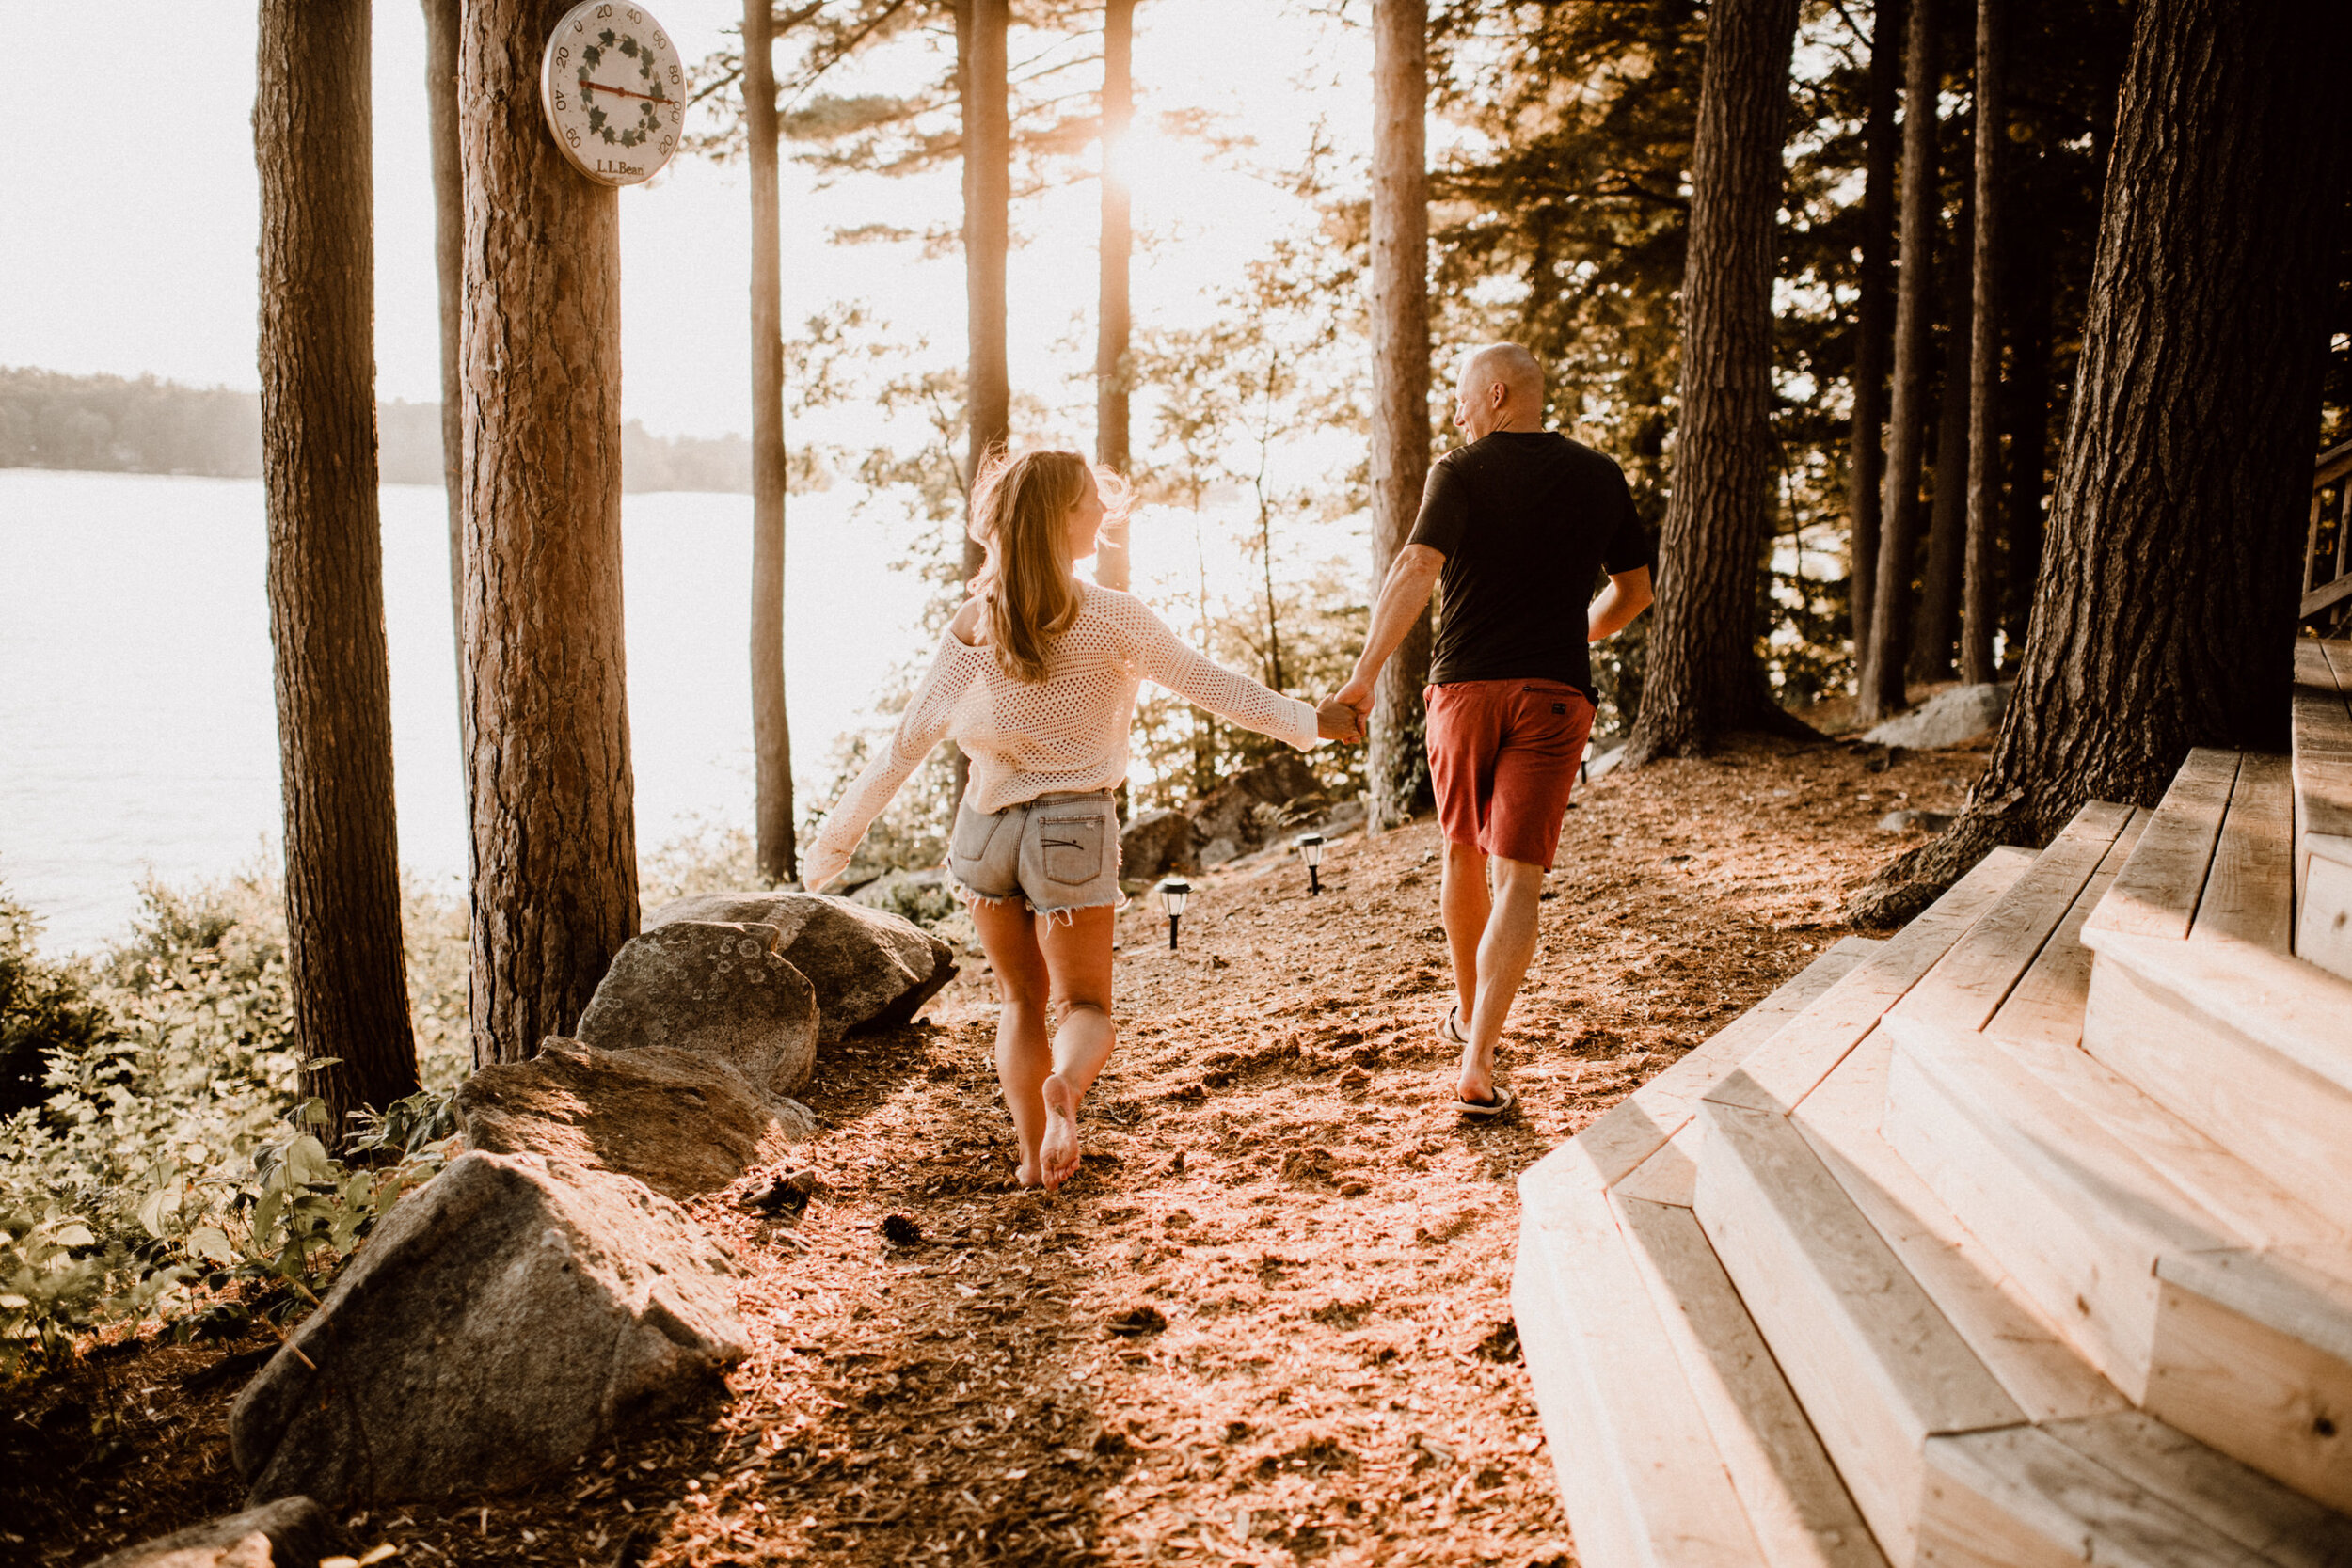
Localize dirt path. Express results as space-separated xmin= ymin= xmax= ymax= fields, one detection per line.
xmin=8 ymin=734 xmax=1985 ymax=1568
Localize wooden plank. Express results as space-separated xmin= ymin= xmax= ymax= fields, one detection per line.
xmin=2298 ymin=832 xmax=2352 ymax=984
xmin=2194 ymin=752 xmax=2296 ymax=954
xmin=2149 ymin=1251 xmax=2352 ymax=1513
xmin=1792 ymin=1030 xmax=2128 ymax=1424
xmin=2083 ymin=928 xmax=2352 ymax=1235
xmin=1512 ymin=1164 xmax=1769 ymax=1567
xmin=1919 ymin=1425 xmax=2283 ymax=1568
xmin=2319 ymin=637 xmax=2352 ymax=695
xmin=1880 ymin=1014 xmax=2352 ymax=1506
xmin=1694 ymin=1097 xmax=2023 ymax=1562
xmin=1614 ymin=1195 xmax=1891 ymax=1568
xmin=1614 ymin=1118 xmax=1701 ymax=1208
xmin=1703 ymin=848 xmax=2035 ymax=1116
xmin=2040 ymin=1410 xmax=2352 ymax=1568
xmin=2086 ymin=750 xmax=2240 ymax=943
xmin=1986 ymin=810 xmax=2149 ymax=1049
xmin=1561 ymin=938 xmax=1884 ymax=1189
xmin=1983 ymin=1026 xmax=2352 ymax=1257
xmin=1890 ymin=800 xmax=2134 ymax=1032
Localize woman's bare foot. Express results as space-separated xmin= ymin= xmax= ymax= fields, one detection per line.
xmin=1039 ymin=1074 xmax=1083 ymax=1191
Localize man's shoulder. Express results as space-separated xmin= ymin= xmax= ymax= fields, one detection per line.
xmin=1448 ymin=430 xmax=1625 ymax=477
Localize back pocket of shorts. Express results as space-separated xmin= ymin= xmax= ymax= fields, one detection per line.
xmin=949 ymin=807 xmax=1003 ymax=867
xmin=1039 ymin=814 xmax=1107 ymax=885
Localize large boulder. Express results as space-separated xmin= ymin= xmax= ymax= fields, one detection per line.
xmin=454 ymin=1037 xmax=817 ymax=1202
xmin=574 ymin=920 xmax=819 ymax=1094
xmin=644 ymin=893 xmax=955 ymax=1042
xmin=1120 ymin=808 xmax=1196 ymax=882
xmin=1859 ymin=683 xmax=2010 ymax=750
xmin=85 ymin=1498 xmax=346 ymax=1568
xmin=231 ymin=1152 xmax=746 ymax=1508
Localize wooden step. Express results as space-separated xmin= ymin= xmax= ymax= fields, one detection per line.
xmin=2082 ymin=927 xmax=2352 ymax=1238
xmin=1882 ymin=1013 xmax=2352 ymax=1511
xmin=1983 ymin=807 xmax=2150 ymax=1050
xmin=1699 ymin=847 xmax=2036 ymax=1119
xmin=2294 ymin=640 xmax=2352 ymax=981
xmin=1692 ymin=1094 xmax=2351 ymax=1565
xmin=2086 ymin=748 xmax=2241 ymax=944
xmin=2198 ymin=752 xmax=2297 ymax=953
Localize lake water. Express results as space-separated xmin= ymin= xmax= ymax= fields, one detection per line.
xmin=0 ymin=469 xmax=936 ymax=954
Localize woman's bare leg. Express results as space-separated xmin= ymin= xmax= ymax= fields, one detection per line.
xmin=1036 ymin=905 xmax=1118 ymax=1191
xmin=969 ymin=896 xmax=1054 ymax=1186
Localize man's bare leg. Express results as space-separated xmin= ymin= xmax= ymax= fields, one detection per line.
xmin=1461 ymin=855 xmax=1546 ymax=1102
xmin=970 ymin=897 xmax=1054 ymax=1185
xmin=1440 ymin=839 xmax=1492 ymax=1027
xmin=1036 ymin=905 xmax=1118 ymax=1191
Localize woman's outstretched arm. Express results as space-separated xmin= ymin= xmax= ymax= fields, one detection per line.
xmin=801 ymin=638 xmax=972 ymax=891
xmin=1114 ymin=596 xmax=1322 ymax=752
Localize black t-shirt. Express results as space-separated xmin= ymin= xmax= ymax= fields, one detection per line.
xmin=1406 ymin=431 xmax=1653 ymax=696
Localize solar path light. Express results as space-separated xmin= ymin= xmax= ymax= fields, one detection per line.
xmin=1157 ymin=879 xmax=1191 ymax=950
xmin=1295 ymin=832 xmax=1327 ymax=895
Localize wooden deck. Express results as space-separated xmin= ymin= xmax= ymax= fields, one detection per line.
xmin=1514 ymin=637 xmax=2352 ymax=1566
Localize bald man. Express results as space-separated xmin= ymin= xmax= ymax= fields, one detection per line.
xmin=1334 ymin=343 xmax=1653 ymax=1116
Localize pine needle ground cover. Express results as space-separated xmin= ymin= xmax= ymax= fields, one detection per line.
xmin=6 ymin=735 xmax=1983 ymax=1567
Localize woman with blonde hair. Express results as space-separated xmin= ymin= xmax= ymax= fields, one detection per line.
xmin=802 ymin=450 xmax=1359 ymax=1190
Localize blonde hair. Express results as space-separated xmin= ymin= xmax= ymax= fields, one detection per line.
xmin=967 ymin=449 xmax=1098 ymax=683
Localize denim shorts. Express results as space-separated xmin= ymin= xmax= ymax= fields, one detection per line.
xmin=947 ymin=789 xmax=1123 ymax=915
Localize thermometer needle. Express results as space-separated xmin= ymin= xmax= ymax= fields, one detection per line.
xmin=578 ymin=79 xmax=671 ymax=104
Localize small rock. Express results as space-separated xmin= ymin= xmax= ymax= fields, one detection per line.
xmin=231 ymin=1153 xmax=747 ymax=1508
xmin=1876 ymin=809 xmax=1954 ymax=835
xmin=741 ymin=1169 xmax=819 ymax=1220
xmin=84 ymin=1498 xmax=347 ymax=1568
xmin=1859 ymin=683 xmax=2010 ymax=750
xmin=880 ymin=1213 xmax=922 ymax=1247
xmin=574 ymin=921 xmax=819 ymax=1096
xmin=455 ymin=1037 xmax=816 ymax=1202
xmin=643 ymin=894 xmax=956 ymax=1042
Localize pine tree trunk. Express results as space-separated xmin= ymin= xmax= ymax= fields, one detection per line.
xmin=1998 ymin=237 xmax=2049 ymax=657
xmin=963 ymin=0 xmax=1010 ymax=582
xmin=1959 ymin=0 xmax=2005 ymax=685
xmin=421 ymin=0 xmax=464 ymax=715
xmin=1910 ymin=164 xmax=1975 ymax=686
xmin=256 ymin=0 xmax=421 ymax=1134
xmin=1096 ymin=0 xmax=1134 ymax=476
xmin=1856 ymin=0 xmax=1939 ymax=721
xmin=1366 ymin=0 xmax=1434 ymax=829
xmin=746 ymin=0 xmax=796 ymax=886
xmin=1849 ymin=0 xmax=1905 ymax=659
xmin=1849 ymin=0 xmax=2352 ymax=925
xmin=1622 ymin=0 xmax=1810 ymax=762
xmin=460 ymin=0 xmax=640 ymax=1064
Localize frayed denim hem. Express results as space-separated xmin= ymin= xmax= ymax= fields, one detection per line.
xmin=1033 ymin=891 xmax=1129 ymax=926
xmin=955 ymin=884 xmax=1129 ymax=923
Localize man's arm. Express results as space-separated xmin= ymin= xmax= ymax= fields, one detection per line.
xmin=1589 ymin=565 xmax=1652 ymax=641
xmin=1332 ymin=543 xmax=1446 ymax=725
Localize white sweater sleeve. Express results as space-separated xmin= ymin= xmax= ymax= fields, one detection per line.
xmin=1114 ymin=595 xmax=1322 ymax=752
xmin=802 ymin=637 xmax=972 ymax=891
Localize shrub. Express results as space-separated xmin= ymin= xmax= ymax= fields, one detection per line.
xmin=0 ymin=898 xmax=111 ymax=1118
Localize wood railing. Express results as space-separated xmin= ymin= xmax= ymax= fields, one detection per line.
xmin=2309 ymin=439 xmax=2352 ymax=634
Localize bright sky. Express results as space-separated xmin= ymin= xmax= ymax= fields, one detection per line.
xmin=8 ymin=1 xmax=1384 ymax=444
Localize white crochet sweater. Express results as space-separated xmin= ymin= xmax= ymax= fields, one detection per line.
xmin=803 ymin=580 xmax=1320 ymax=890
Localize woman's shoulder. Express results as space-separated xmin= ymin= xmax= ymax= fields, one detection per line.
xmin=947 ymin=596 xmax=988 ymax=647
xmin=1075 ymin=578 xmax=1151 ymax=626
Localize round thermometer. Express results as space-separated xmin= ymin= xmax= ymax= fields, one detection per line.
xmin=539 ymin=2 xmax=685 ymax=187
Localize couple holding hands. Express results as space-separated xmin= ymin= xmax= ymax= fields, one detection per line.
xmin=800 ymin=343 xmax=1654 ymax=1192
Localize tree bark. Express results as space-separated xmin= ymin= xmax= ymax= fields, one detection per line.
xmin=963 ymin=0 xmax=1010 ymax=578
xmin=1911 ymin=160 xmax=1975 ymax=686
xmin=1622 ymin=0 xmax=1811 ymax=762
xmin=1849 ymin=0 xmax=1905 ymax=659
xmin=1856 ymin=0 xmax=1939 ymax=721
xmin=421 ymin=0 xmax=465 ymax=714
xmin=460 ymin=0 xmax=641 ymax=1065
xmin=1850 ymin=0 xmax=2352 ymax=925
xmin=1095 ymin=0 xmax=1134 ymax=476
xmin=255 ymin=0 xmax=421 ymax=1134
xmin=1959 ymin=0 xmax=2005 ymax=685
xmin=1366 ymin=0 xmax=1434 ymax=828
xmin=746 ymin=0 xmax=796 ymax=886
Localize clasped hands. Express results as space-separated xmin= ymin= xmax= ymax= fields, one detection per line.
xmin=1314 ymin=678 xmax=1375 ymax=745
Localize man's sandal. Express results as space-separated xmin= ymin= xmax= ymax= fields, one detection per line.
xmin=1435 ymin=1006 xmax=1470 ymax=1047
xmin=1458 ymin=1084 xmax=1517 ymax=1118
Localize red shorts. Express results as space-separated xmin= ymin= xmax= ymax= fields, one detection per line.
xmin=1425 ymin=679 xmax=1597 ymax=870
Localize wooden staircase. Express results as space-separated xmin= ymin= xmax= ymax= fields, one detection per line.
xmin=1513 ymin=638 xmax=2352 ymax=1566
